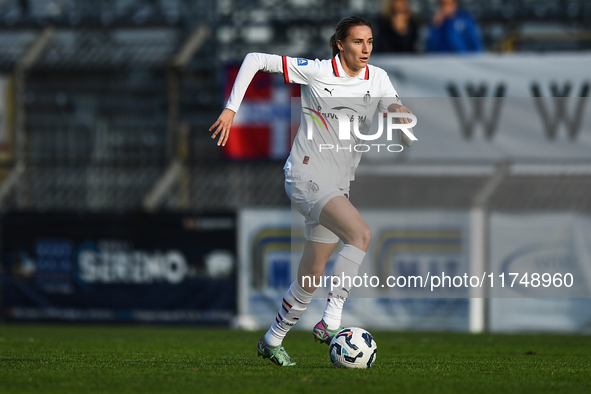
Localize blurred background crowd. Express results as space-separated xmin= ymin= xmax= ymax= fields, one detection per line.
xmin=0 ymin=0 xmax=589 ymax=212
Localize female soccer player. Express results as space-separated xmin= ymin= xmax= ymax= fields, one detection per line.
xmin=210 ymin=16 xmax=414 ymax=366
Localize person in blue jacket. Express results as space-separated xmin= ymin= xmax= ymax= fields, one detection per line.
xmin=425 ymin=0 xmax=483 ymax=53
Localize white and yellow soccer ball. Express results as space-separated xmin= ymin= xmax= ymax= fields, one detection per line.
xmin=329 ymin=327 xmax=377 ymax=369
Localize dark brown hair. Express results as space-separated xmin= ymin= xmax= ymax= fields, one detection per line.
xmin=329 ymin=16 xmax=373 ymax=57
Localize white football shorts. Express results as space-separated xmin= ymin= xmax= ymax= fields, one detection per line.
xmin=284 ymin=166 xmax=349 ymax=244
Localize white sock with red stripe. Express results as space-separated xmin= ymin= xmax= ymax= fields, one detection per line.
xmin=264 ymin=280 xmax=314 ymax=348
xmin=322 ymin=244 xmax=366 ymax=330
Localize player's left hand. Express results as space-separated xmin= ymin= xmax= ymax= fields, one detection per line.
xmin=388 ymin=104 xmax=413 ymax=124
xmin=209 ymin=108 xmax=236 ymax=147
xmin=388 ymin=103 xmax=415 ymax=147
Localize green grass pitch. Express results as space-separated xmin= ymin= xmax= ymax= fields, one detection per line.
xmin=1 ymin=325 xmax=590 ymax=393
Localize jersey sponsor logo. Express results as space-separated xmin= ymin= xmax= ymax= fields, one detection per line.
xmin=307 ymin=109 xmax=416 ymax=153
xmin=332 ymin=106 xmax=357 ymax=112
xmin=303 ymin=107 xmax=329 ymax=131
xmin=297 ymin=58 xmax=308 ymax=66
xmin=308 ymin=107 xmax=367 ymax=127
xmin=303 ymin=100 xmax=417 ymax=154
xmin=328 ymin=106 xmax=367 ymax=124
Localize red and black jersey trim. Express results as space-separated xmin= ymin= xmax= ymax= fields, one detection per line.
xmin=332 ymin=57 xmax=369 ymax=80
xmin=282 ymin=56 xmax=290 ymax=84
xmin=331 ymin=57 xmax=340 ymax=77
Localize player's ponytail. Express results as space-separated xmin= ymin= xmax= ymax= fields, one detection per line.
xmin=329 ymin=16 xmax=373 ymax=58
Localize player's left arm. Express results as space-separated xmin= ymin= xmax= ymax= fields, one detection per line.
xmin=377 ymin=68 xmax=416 ymax=147
xmin=387 ymin=103 xmax=415 ymax=147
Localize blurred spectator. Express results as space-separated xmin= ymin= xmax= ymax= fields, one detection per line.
xmin=374 ymin=0 xmax=419 ymax=53
xmin=19 ymin=0 xmax=29 ymax=15
xmin=425 ymin=0 xmax=483 ymax=53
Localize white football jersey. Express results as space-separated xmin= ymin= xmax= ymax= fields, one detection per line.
xmin=226 ymin=52 xmax=402 ymax=190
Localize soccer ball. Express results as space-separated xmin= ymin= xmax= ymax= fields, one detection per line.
xmin=329 ymin=327 xmax=377 ymax=369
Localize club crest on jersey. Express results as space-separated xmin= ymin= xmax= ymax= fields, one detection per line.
xmin=310 ymin=181 xmax=319 ymax=193
xmin=363 ymin=91 xmax=371 ymax=104
xmin=297 ymin=58 xmax=308 ymax=66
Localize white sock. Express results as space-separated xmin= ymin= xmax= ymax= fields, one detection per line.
xmin=322 ymin=244 xmax=365 ymax=330
xmin=264 ymin=280 xmax=314 ymax=347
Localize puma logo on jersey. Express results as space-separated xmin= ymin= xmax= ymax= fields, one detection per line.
xmin=325 ymin=87 xmax=334 ymax=96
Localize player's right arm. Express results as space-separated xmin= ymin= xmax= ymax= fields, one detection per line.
xmin=210 ymin=52 xmax=281 ymax=146
xmin=209 ymin=108 xmax=235 ymax=147
xmin=210 ymin=52 xmax=318 ymax=146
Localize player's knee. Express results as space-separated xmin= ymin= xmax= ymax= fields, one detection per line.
xmin=360 ymin=226 xmax=372 ymax=250
xmin=351 ymin=225 xmax=372 ymax=251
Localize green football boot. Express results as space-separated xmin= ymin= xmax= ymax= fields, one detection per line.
xmin=256 ymin=337 xmax=296 ymax=367
xmin=313 ymin=319 xmax=342 ymax=345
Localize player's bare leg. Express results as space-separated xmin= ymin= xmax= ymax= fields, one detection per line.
xmin=319 ymin=196 xmax=371 ymax=252
xmin=313 ymin=196 xmax=371 ymax=344
xmin=297 ymin=240 xmax=338 ymax=293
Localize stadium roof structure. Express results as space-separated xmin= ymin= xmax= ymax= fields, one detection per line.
xmin=33 ymin=28 xmax=181 ymax=70
xmin=0 ymin=30 xmax=37 ymax=70
xmin=0 ymin=0 xmax=211 ymax=28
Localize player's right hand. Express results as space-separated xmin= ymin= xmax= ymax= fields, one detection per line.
xmin=209 ymin=108 xmax=236 ymax=147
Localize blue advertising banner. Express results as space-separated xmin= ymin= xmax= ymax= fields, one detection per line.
xmin=238 ymin=208 xmax=470 ymax=332
xmin=1 ymin=213 xmax=237 ymax=324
